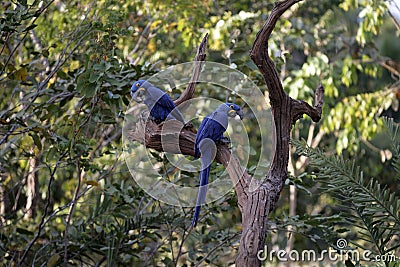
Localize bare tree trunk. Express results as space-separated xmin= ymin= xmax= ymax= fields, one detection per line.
xmin=24 ymin=148 xmax=39 ymax=220
xmin=237 ymin=1 xmax=324 ymax=265
xmin=129 ymin=6 xmax=324 ymax=264
xmin=0 ymin=167 xmax=6 ymax=226
xmin=236 ymin=104 xmax=293 ymax=265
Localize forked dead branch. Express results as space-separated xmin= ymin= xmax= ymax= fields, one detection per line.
xmin=129 ymin=1 xmax=324 ymax=265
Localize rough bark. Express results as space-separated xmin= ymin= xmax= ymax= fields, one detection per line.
xmin=238 ymin=1 xmax=324 ymax=265
xmin=129 ymin=117 xmax=251 ymax=210
xmin=24 ymin=148 xmax=39 ymax=220
xmin=174 ymin=33 xmax=208 ymax=107
xmin=0 ymin=167 xmax=6 ymax=226
xmin=128 ymin=5 xmax=325 ymax=264
xmin=129 ymin=33 xmax=250 ymax=209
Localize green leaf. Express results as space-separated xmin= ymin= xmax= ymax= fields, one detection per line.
xmin=77 ymin=71 xmax=98 ymax=98
xmin=30 ymin=133 xmax=42 ymax=150
xmin=42 ymin=49 xmax=49 ymax=58
xmin=89 ymin=71 xmax=102 ymax=83
xmin=14 ymin=67 xmax=28 ymax=81
xmin=46 ymin=254 xmax=60 ymax=267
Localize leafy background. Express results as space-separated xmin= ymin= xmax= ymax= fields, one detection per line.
xmin=0 ymin=0 xmax=399 ymax=266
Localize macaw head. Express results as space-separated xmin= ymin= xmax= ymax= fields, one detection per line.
xmin=130 ymin=80 xmax=149 ymax=102
xmin=225 ymin=102 xmax=244 ymax=120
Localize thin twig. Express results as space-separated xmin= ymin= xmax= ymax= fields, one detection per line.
xmin=0 ymin=0 xmax=55 ymax=76
xmin=194 ymin=232 xmax=241 ymax=267
xmin=29 ymin=29 xmax=50 ymax=72
xmin=127 ymin=20 xmax=153 ymax=60
xmin=0 ymin=32 xmax=11 ymax=58
xmin=175 ymin=222 xmax=192 ymax=266
xmin=18 ymin=151 xmax=68 ymax=265
xmin=0 ymin=125 xmax=17 ymax=146
xmin=63 ymin=159 xmax=83 ymax=266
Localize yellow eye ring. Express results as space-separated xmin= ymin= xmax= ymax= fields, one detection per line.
xmin=136 ymin=83 xmax=141 ymax=87
xmin=230 ymin=105 xmax=234 ymax=109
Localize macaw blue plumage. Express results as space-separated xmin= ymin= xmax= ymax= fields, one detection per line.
xmin=192 ymin=103 xmax=244 ymax=227
xmin=130 ymin=80 xmax=185 ymax=124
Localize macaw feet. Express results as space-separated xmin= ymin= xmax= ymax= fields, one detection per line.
xmin=147 ymin=115 xmax=163 ymax=124
xmin=216 ymin=137 xmax=231 ymax=149
xmin=139 ymin=111 xmax=151 ymax=122
xmin=183 ymin=121 xmax=194 ymax=128
xmin=218 ymin=136 xmax=230 ymax=144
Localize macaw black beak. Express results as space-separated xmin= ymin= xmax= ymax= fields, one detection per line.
xmin=237 ymin=109 xmax=244 ymax=120
xmin=131 ymin=87 xmax=146 ymax=102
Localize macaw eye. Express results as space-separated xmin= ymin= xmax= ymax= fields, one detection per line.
xmin=136 ymin=83 xmax=141 ymax=87
xmin=230 ymin=105 xmax=234 ymax=109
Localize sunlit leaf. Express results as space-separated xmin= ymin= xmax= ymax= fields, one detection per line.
xmin=14 ymin=67 xmax=28 ymax=81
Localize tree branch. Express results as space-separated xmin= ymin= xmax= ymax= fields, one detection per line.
xmin=128 ymin=118 xmax=250 ymax=210
xmin=0 ymin=0 xmax=55 ymax=76
xmin=291 ymin=84 xmax=325 ymax=123
xmin=129 ymin=33 xmax=250 ymax=213
xmin=174 ymin=33 xmax=208 ymax=106
xmin=237 ymin=0 xmax=324 ymax=266
xmin=128 ymin=7 xmax=325 ymax=263
xmin=250 ymin=0 xmax=301 ymax=107
xmin=19 ymin=151 xmax=68 ymax=265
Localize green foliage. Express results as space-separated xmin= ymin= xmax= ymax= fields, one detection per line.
xmin=321 ymin=90 xmax=394 ymax=154
xmin=340 ymin=0 xmax=387 ymax=46
xmin=0 ymin=0 xmax=399 ymax=266
xmin=385 ymin=119 xmax=400 ymax=176
xmin=269 ymin=211 xmax=344 ymax=249
xmin=293 ymin=137 xmax=400 ymax=262
xmin=251 ymin=0 xmax=399 ymax=158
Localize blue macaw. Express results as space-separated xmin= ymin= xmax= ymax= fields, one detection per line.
xmin=192 ymin=103 xmax=244 ymax=227
xmin=130 ymin=80 xmax=185 ymax=124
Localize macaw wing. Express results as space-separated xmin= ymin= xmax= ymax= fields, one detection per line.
xmin=195 ymin=115 xmax=226 ymax=157
xmin=194 ymin=117 xmax=209 ymax=157
xmin=196 ymin=114 xmax=226 ymax=142
xmin=196 ymin=117 xmax=209 ymax=141
xmin=146 ymin=86 xmax=175 ymax=110
xmin=147 ymin=86 xmax=184 ymax=122
xmin=157 ymin=92 xmax=177 ymax=111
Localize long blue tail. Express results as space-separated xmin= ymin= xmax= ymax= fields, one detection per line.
xmin=192 ymin=164 xmax=210 ymax=227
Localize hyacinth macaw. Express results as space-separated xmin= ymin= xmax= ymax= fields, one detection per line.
xmin=192 ymin=103 xmax=244 ymax=227
xmin=130 ymin=80 xmax=185 ymax=124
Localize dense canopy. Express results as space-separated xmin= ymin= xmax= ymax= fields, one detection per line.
xmin=0 ymin=0 xmax=399 ymax=266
